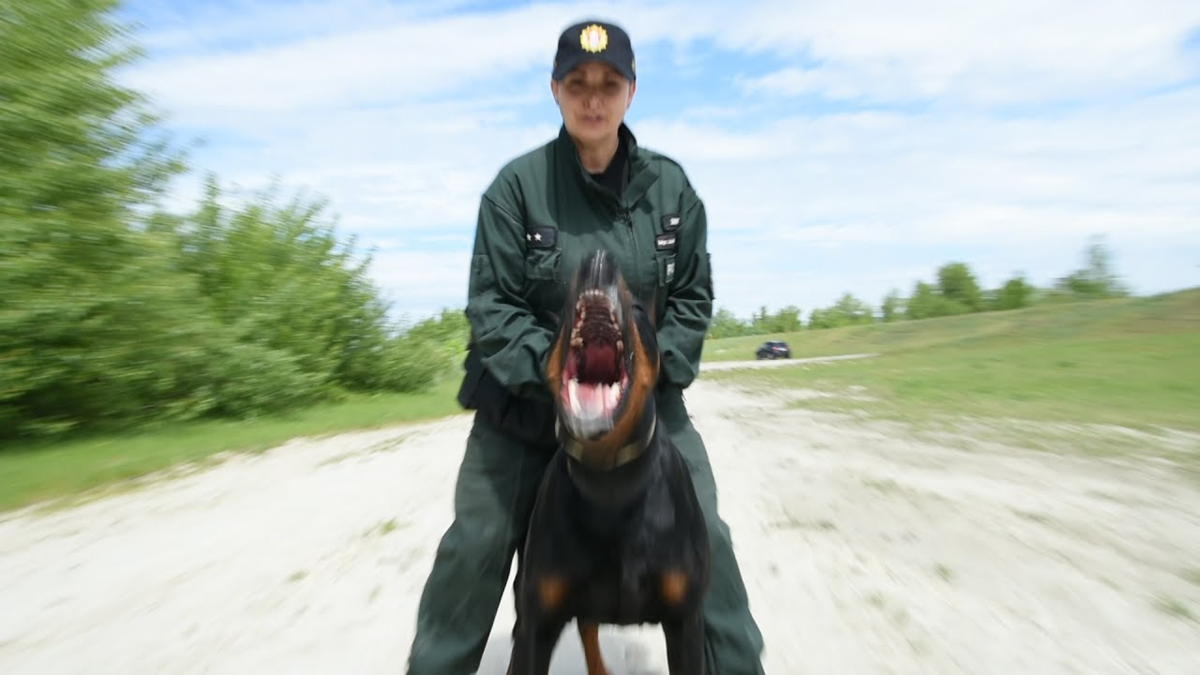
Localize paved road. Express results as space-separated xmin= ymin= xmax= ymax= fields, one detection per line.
xmin=699 ymin=352 xmax=879 ymax=372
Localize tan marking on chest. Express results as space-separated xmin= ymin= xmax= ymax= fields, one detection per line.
xmin=661 ymin=570 xmax=689 ymax=606
xmin=538 ymin=575 xmax=567 ymax=612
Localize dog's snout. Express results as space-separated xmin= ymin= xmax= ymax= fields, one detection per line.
xmin=578 ymin=250 xmax=620 ymax=291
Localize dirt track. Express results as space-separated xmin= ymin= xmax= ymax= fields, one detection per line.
xmin=2 ymin=364 xmax=1199 ymax=674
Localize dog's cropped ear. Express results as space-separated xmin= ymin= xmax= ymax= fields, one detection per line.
xmin=642 ymin=288 xmax=659 ymax=330
xmin=631 ymin=299 xmax=659 ymax=362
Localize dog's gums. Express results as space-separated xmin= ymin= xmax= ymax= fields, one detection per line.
xmin=561 ymin=289 xmax=630 ymax=423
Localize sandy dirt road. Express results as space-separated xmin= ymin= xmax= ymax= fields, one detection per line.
xmin=2 ymin=362 xmax=1199 ymax=674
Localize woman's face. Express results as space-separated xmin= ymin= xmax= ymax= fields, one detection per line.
xmin=552 ymin=61 xmax=636 ymax=148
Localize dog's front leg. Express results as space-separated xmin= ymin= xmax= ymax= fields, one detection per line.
xmin=509 ymin=570 xmax=568 ymax=675
xmin=662 ymin=608 xmax=706 ymax=675
xmin=509 ymin=613 xmax=568 ymax=675
xmin=578 ymin=621 xmax=611 ymax=675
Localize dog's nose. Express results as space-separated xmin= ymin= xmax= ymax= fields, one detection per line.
xmin=579 ymin=249 xmax=619 ymax=288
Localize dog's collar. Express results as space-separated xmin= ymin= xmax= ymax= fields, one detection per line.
xmin=562 ymin=415 xmax=659 ymax=509
xmin=559 ymin=401 xmax=657 ymax=470
xmin=559 ymin=415 xmax=655 ymax=470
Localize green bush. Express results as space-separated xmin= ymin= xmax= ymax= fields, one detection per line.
xmin=0 ymin=1 xmax=464 ymax=441
xmin=193 ymin=339 xmax=329 ymax=418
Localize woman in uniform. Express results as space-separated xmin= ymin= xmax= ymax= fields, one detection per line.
xmin=406 ymin=18 xmax=766 ymax=675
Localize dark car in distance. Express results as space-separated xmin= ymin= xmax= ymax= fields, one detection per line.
xmin=755 ymin=341 xmax=791 ymax=359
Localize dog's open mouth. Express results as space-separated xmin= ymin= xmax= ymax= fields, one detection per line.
xmin=561 ymin=288 xmax=630 ymax=427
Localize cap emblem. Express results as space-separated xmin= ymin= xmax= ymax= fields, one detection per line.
xmin=579 ymin=24 xmax=608 ymax=53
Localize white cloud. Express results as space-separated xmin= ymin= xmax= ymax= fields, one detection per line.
xmin=131 ymin=0 xmax=421 ymax=53
xmin=632 ymin=84 xmax=1200 ymax=316
xmin=125 ymin=3 xmax=588 ymax=114
xmin=127 ymin=0 xmax=1200 ymax=111
xmin=118 ymin=0 xmax=1200 ymax=323
xmin=724 ymin=0 xmax=1200 ymax=104
xmin=368 ymin=248 xmax=472 ymax=319
xmin=645 ymin=86 xmax=1200 ymax=240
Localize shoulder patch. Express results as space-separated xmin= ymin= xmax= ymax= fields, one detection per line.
xmin=526 ymin=226 xmax=557 ymax=249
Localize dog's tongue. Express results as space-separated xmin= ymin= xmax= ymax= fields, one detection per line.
xmin=580 ymin=344 xmax=619 ymax=383
xmin=575 ymin=380 xmax=620 ymax=418
xmin=576 ymin=384 xmax=607 ymax=417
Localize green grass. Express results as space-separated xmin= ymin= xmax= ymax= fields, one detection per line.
xmin=704 ymin=289 xmax=1200 ymax=364
xmin=5 ymin=289 xmax=1198 ymax=514
xmin=0 ymin=378 xmax=464 ymax=513
xmin=704 ymin=289 xmax=1200 ymax=433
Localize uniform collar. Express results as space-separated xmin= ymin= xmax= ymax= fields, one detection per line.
xmin=556 ymin=123 xmax=658 ymax=208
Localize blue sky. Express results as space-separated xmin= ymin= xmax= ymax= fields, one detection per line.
xmin=114 ymin=0 xmax=1200 ymax=323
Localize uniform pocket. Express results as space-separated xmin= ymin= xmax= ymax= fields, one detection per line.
xmin=657 ymin=253 xmax=676 ymax=287
xmin=524 ymin=247 xmax=560 ymax=282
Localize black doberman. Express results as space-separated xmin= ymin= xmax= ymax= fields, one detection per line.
xmin=507 ymin=249 xmax=711 ymax=675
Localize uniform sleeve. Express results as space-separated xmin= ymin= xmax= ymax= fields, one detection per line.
xmin=656 ymin=188 xmax=714 ymax=389
xmin=464 ymin=190 xmax=554 ymax=400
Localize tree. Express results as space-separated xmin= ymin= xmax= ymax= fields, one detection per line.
xmin=993 ymin=273 xmax=1035 ymax=311
xmin=1055 ymin=236 xmax=1130 ymax=299
xmin=707 ymin=307 xmax=750 ymax=339
xmin=809 ymin=293 xmax=873 ymax=329
xmin=833 ymin=293 xmax=874 ymax=324
xmin=171 ymin=176 xmax=440 ymax=395
xmin=771 ymin=305 xmax=804 ymax=333
xmin=0 ymin=0 xmax=195 ymax=436
xmin=748 ymin=305 xmax=803 ymax=334
xmin=905 ymin=280 xmax=967 ymax=320
xmin=936 ymin=262 xmax=984 ymax=312
xmin=0 ymin=1 xmax=430 ymax=440
xmin=880 ymin=289 xmax=905 ymax=322
xmin=749 ymin=305 xmax=772 ymax=334
xmin=905 ymin=281 xmax=937 ymax=320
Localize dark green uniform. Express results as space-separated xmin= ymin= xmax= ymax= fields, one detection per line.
xmin=406 ymin=124 xmax=766 ymax=674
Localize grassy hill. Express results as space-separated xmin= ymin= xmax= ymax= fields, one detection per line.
xmin=702 ymin=288 xmax=1200 ymax=433
xmin=0 ymin=379 xmax=465 ymax=513
xmin=705 ymin=288 xmax=1199 ymax=363
xmin=4 ymin=289 xmax=1196 ymax=513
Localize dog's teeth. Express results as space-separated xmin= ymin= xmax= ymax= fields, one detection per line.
xmin=568 ymin=379 xmax=580 ymax=414
xmin=616 ymin=339 xmax=624 ymax=352
xmin=571 ymin=336 xmax=583 ymax=347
